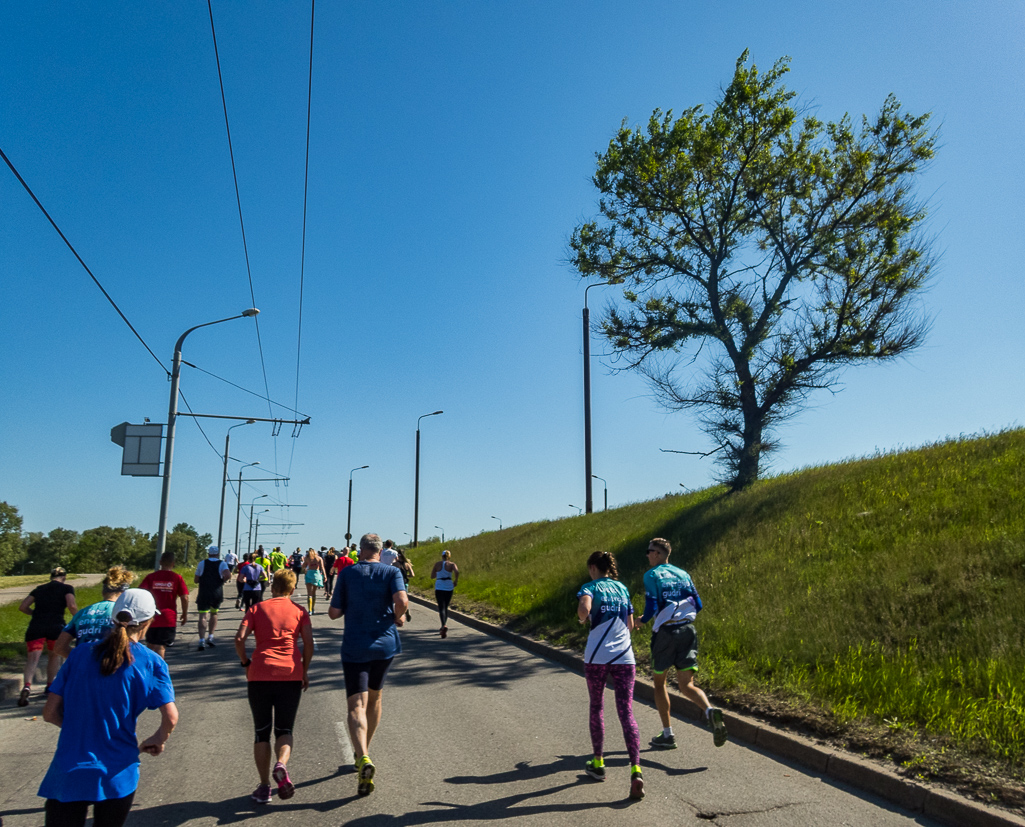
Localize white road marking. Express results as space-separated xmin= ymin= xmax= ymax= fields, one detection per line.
xmin=334 ymin=720 xmax=354 ymax=760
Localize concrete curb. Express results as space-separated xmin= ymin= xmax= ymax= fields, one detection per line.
xmin=408 ymin=593 xmax=1025 ymax=827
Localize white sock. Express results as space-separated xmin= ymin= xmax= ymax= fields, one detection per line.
xmin=663 ymin=727 xmax=673 ymax=738
xmin=705 ymin=707 xmax=714 ymax=719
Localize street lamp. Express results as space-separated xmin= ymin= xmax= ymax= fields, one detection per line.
xmin=253 ymin=510 xmax=270 ymax=552
xmin=246 ymin=494 xmax=269 ymax=556
xmin=154 ymin=308 xmax=260 ymax=569
xmin=21 ymin=559 xmax=33 ymax=575
xmin=414 ymin=410 xmax=443 ymax=547
xmin=582 ymin=281 xmax=615 ymax=516
xmin=569 ymin=504 xmax=583 ymax=516
xmin=435 ymin=525 xmax=445 ymax=543
xmin=491 ymin=516 xmax=502 ymax=531
xmin=234 ymin=462 xmax=260 ymax=556
xmin=592 ymin=474 xmax=608 ymax=512
xmin=218 ymin=419 xmax=255 ymax=550
xmin=347 ymin=465 xmax=370 ymax=546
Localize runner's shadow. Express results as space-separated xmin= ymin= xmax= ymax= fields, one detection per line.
xmin=445 ymin=754 xmax=584 ymax=785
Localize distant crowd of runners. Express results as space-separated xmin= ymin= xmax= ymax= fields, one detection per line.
xmin=15 ymin=531 xmax=724 ymax=824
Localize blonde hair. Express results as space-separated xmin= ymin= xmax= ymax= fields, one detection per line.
xmin=271 ymin=569 xmax=297 ymax=596
xmin=103 ymin=565 xmax=134 ymax=595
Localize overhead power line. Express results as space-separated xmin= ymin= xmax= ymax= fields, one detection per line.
xmin=0 ymin=146 xmax=167 ymax=374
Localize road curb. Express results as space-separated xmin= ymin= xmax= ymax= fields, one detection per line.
xmin=408 ymin=593 xmax=1025 ymax=827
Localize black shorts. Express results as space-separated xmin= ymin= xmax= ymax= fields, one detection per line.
xmin=196 ymin=589 xmax=224 ymax=612
xmin=247 ymin=681 xmax=303 ymax=743
xmin=145 ymin=625 xmax=177 ymax=647
xmin=342 ymin=658 xmax=394 ymax=697
xmin=651 ymin=622 xmax=698 ymax=674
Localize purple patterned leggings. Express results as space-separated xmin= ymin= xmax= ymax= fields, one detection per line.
xmin=584 ymin=662 xmax=641 ymax=765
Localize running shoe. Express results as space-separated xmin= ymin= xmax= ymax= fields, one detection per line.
xmin=650 ymin=732 xmax=677 ymax=749
xmin=206 ymin=637 xmax=216 ymax=647
xmin=197 ymin=642 xmax=206 ymax=651
xmin=251 ymin=783 xmax=272 ymax=804
xmin=272 ymin=762 xmax=294 ymax=800
xmin=584 ymin=758 xmax=605 ymax=781
xmin=708 ymin=707 xmax=728 ymax=747
xmin=629 ymin=771 xmax=645 ymax=800
xmin=356 ymin=755 xmax=375 ymax=797
xmin=17 ymin=686 xmax=30 ymax=707
xmin=440 ymin=626 xmax=448 ymax=639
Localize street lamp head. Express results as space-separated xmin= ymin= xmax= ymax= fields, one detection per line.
xmin=241 ymin=308 xmax=260 ymax=317
xmin=431 ymin=410 xmax=443 ymax=416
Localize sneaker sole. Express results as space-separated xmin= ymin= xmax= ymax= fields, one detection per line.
xmin=630 ymin=777 xmax=645 ymax=800
xmin=272 ymin=766 xmax=294 ymax=800
xmin=710 ymin=709 xmax=728 ymax=747
xmin=357 ymin=758 xmax=376 ymax=796
xmin=585 ymin=769 xmax=606 ymax=781
xmin=651 ymin=739 xmax=677 ymax=750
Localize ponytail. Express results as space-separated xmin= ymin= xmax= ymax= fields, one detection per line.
xmin=586 ymin=551 xmax=619 ymax=580
xmin=95 ymin=613 xmax=137 ymax=676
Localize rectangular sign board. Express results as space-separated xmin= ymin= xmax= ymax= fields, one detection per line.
xmin=111 ymin=422 xmax=163 ymax=476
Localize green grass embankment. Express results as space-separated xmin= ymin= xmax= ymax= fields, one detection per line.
xmin=405 ymin=430 xmax=1025 ymax=780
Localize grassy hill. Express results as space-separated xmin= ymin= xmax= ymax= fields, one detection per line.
xmin=405 ymin=429 xmax=1025 ymax=805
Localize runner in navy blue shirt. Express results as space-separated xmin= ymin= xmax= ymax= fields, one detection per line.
xmin=328 ymin=533 xmax=407 ymax=797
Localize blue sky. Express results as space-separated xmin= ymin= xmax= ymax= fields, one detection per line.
xmin=2 ymin=1 xmax=1022 ymax=553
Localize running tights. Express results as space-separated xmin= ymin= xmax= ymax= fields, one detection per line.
xmin=435 ymin=590 xmax=453 ymax=627
xmin=584 ymin=662 xmax=640 ymax=766
xmin=45 ymin=793 xmax=135 ymax=827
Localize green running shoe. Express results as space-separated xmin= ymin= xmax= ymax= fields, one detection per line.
xmin=584 ymin=758 xmax=605 ymax=781
xmin=708 ymin=708 xmax=728 ymax=747
xmin=357 ymin=755 xmax=375 ymax=796
xmin=650 ymin=732 xmax=677 ymax=749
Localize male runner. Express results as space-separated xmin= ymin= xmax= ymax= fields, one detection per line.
xmin=269 ymin=546 xmax=288 ymax=573
xmin=194 ymin=545 xmax=232 ymax=650
xmin=328 ymin=533 xmax=407 ymax=797
xmin=140 ymin=552 xmax=189 ymax=659
xmin=639 ymin=537 xmax=727 ymax=748
xmin=323 ymin=547 xmax=338 ymax=597
xmin=379 ymin=539 xmax=398 ymax=567
xmin=239 ymin=553 xmax=266 ymax=610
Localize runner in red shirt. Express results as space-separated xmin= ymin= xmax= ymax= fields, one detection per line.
xmin=140 ymin=551 xmax=189 ymax=659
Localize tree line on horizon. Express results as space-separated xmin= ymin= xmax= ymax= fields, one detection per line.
xmin=0 ymin=501 xmax=211 ymax=576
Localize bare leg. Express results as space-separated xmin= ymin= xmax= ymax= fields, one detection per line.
xmin=254 ymin=742 xmax=272 ymax=785
xmin=45 ymin=651 xmax=63 ymax=686
xmin=23 ymin=649 xmax=43 ymax=687
xmin=198 ymin=614 xmax=208 ymax=641
xmin=275 ymin=734 xmax=293 ymax=766
xmin=147 ymin=643 xmax=166 ymax=659
xmin=652 ymin=671 xmax=672 ymax=729
xmin=677 ymin=669 xmax=711 ymax=710
xmin=347 ymin=692 xmax=370 ymax=758
xmin=366 ymin=689 xmax=383 ymax=749
xmin=208 ymin=613 xmax=218 ymax=637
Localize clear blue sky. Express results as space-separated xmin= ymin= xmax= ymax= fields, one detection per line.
xmin=2 ymin=1 xmax=1022 ymax=552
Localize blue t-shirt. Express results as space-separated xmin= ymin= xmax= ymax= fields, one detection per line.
xmin=330 ymin=561 xmax=405 ymax=663
xmin=38 ymin=640 xmax=175 ymax=803
xmin=63 ymin=601 xmax=116 ymax=645
xmin=640 ymin=563 xmax=702 ymax=630
xmin=577 ymin=578 xmax=635 ymax=665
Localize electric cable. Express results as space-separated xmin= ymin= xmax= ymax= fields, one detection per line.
xmin=181 ymin=360 xmax=310 ymax=417
xmin=1 ymin=146 xmax=167 ymax=375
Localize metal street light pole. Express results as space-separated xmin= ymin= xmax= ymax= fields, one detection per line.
xmin=413 ymin=410 xmax=443 ymax=547
xmin=218 ymin=419 xmax=255 ymax=550
xmin=234 ymin=462 xmax=260 ymax=556
xmin=253 ymin=511 xmax=269 ymax=552
xmin=347 ymin=465 xmax=369 ymax=546
xmin=246 ymin=495 xmax=268 ymax=556
xmin=592 ymin=474 xmax=608 ymax=512
xmin=569 ymin=504 xmax=583 ymax=516
xmin=491 ymin=516 xmax=502 ymax=531
xmin=582 ymin=282 xmax=614 ymax=516
xmin=155 ymin=308 xmax=259 ymax=569
xmin=434 ymin=526 xmax=444 ymax=543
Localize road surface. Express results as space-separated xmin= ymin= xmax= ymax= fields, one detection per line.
xmin=0 ymin=601 xmax=943 ymax=826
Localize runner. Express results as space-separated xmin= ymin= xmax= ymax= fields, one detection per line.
xmin=302 ymin=548 xmax=326 ymax=615
xmin=194 ymin=546 xmax=232 ymax=651
xmin=328 ymin=533 xmax=408 ymax=797
xmin=639 ymin=536 xmax=727 ymax=748
xmin=224 ymin=548 xmax=239 ymax=572
xmin=379 ymin=539 xmax=399 ymax=567
xmin=235 ymin=569 xmax=313 ymax=805
xmin=38 ymin=588 xmax=177 ymax=827
xmin=269 ymin=546 xmax=288 ymax=574
xmin=288 ymin=548 xmax=304 ymax=577
xmin=140 ymin=552 xmax=189 ymax=660
xmin=430 ymin=550 xmax=458 ymax=638
xmin=254 ymin=547 xmax=272 ymax=599
xmin=53 ymin=565 xmax=135 ymax=657
xmin=577 ymin=551 xmax=644 ymax=799
xmin=323 ymin=547 xmax=338 ymax=598
xmin=17 ymin=567 xmax=78 ymax=707
xmin=239 ymin=553 xmax=266 ymax=611
xmin=394 ymin=550 xmax=414 ymax=622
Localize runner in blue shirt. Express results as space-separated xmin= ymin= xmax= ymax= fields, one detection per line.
xmin=577 ymin=551 xmax=644 ymax=800
xmin=39 ymin=588 xmax=177 ymax=827
xmin=328 ymin=532 xmax=408 ymax=798
xmin=639 ymin=537 xmax=727 ymax=749
xmin=53 ymin=566 xmax=135 ymax=658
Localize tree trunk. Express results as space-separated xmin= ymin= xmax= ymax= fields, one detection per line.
xmin=731 ymin=418 xmax=763 ymax=491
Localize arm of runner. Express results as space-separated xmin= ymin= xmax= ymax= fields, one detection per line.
xmin=235 ymin=617 xmax=252 ymax=665
xmin=43 ymin=690 xmax=64 ymax=727
xmin=66 ymin=591 xmax=78 ymax=615
xmin=451 ymin=563 xmax=459 ymax=587
xmin=179 ymin=593 xmax=189 ymax=626
xmin=53 ymin=630 xmax=75 ymax=658
xmin=393 ymin=590 xmax=409 ymax=627
xmin=577 ymin=593 xmax=592 ymax=625
xmin=18 ymin=595 xmax=34 ymax=616
xmin=300 ymin=621 xmax=313 ymax=691
xmin=140 ymin=702 xmax=178 ymax=756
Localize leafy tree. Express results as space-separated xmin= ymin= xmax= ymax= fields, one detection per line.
xmin=71 ymin=526 xmax=151 ymax=573
xmin=571 ymin=52 xmax=936 ymax=490
xmin=24 ymin=527 xmax=81 ymax=572
xmin=0 ymin=501 xmax=25 ymax=575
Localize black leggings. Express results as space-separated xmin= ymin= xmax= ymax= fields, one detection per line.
xmin=45 ymin=793 xmax=135 ymax=827
xmin=247 ymin=680 xmax=303 ymax=742
xmin=435 ymin=590 xmax=453 ymax=627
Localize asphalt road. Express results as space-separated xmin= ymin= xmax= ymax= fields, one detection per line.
xmin=0 ymin=600 xmax=943 ymax=826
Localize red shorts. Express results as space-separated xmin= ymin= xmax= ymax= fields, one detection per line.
xmin=26 ymin=638 xmax=56 ymax=653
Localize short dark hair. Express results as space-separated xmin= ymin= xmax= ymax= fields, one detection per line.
xmin=160 ymin=552 xmax=176 ymax=566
